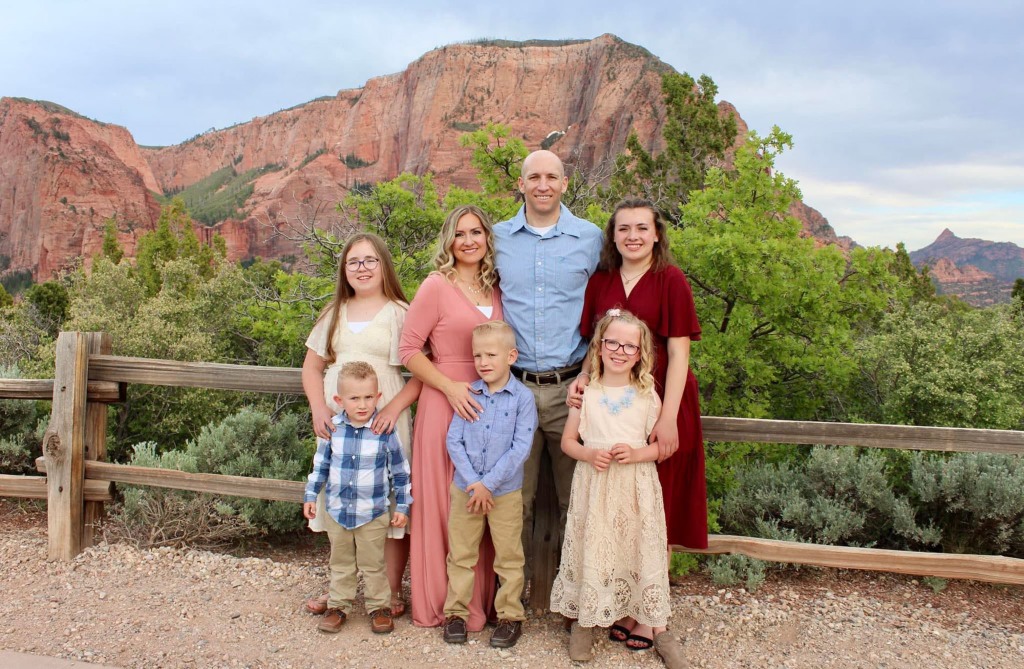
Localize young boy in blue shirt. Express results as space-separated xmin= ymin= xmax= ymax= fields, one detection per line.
xmin=442 ymin=321 xmax=538 ymax=648
xmin=303 ymin=361 xmax=412 ymax=635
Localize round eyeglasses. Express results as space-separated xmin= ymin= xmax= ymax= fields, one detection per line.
xmin=601 ymin=338 xmax=640 ymax=356
xmin=345 ymin=257 xmax=380 ymax=271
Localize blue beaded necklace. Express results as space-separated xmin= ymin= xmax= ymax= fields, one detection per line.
xmin=599 ymin=386 xmax=636 ymax=415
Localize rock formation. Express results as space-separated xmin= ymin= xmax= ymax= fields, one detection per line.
xmin=910 ymin=229 xmax=1024 ymax=305
xmin=1 ymin=35 xmax=837 ymax=282
xmin=0 ymin=98 xmax=161 ymax=278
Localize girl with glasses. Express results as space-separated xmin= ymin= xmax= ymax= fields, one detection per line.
xmin=552 ymin=308 xmax=678 ymax=665
xmin=301 ymin=232 xmax=422 ymax=621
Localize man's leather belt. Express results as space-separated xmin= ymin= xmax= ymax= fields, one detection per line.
xmin=512 ymin=363 xmax=583 ymax=386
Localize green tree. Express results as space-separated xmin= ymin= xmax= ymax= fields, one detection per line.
xmin=459 ymin=122 xmax=528 ymax=198
xmin=24 ymin=280 xmax=69 ymax=337
xmin=335 ymin=174 xmax=445 ymax=292
xmin=65 ymin=256 xmax=252 ymax=457
xmin=675 ymin=127 xmax=894 ymax=420
xmin=1012 ymin=277 xmax=1024 ymax=306
xmin=0 ymin=284 xmax=12 ymax=309
xmin=135 ymin=198 xmax=224 ymax=296
xmin=841 ymin=301 xmax=1024 ymax=429
xmin=889 ymin=242 xmax=936 ymax=305
xmin=101 ymin=217 xmax=124 ymax=264
xmin=609 ymin=72 xmax=737 ymax=220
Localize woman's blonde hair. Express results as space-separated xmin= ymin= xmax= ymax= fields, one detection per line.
xmin=317 ymin=232 xmax=408 ymax=365
xmin=586 ymin=309 xmax=656 ymax=394
xmin=432 ymin=205 xmax=498 ymax=292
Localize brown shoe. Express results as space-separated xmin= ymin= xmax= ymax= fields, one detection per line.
xmin=317 ymin=608 xmax=347 ymax=633
xmin=489 ymin=619 xmax=523 ymax=648
xmin=369 ymin=608 xmax=394 ymax=634
xmin=305 ymin=593 xmax=329 ymax=615
xmin=442 ymin=615 xmax=468 ymax=644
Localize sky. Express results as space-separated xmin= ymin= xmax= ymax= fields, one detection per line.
xmin=2 ymin=1 xmax=1021 ymax=251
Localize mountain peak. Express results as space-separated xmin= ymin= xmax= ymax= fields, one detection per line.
xmin=936 ymin=228 xmax=957 ymax=242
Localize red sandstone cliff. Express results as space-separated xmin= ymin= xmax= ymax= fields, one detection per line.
xmin=0 ymin=98 xmax=161 ymax=278
xmin=1 ymin=35 xmax=836 ymax=280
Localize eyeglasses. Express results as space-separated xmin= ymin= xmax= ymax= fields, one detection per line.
xmin=601 ymin=339 xmax=640 ymax=356
xmin=345 ymin=257 xmax=380 ymax=271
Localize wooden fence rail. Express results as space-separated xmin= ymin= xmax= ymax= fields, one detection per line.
xmin=3 ymin=333 xmax=1024 ymax=598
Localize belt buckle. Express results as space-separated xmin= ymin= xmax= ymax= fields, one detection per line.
xmin=537 ymin=371 xmax=559 ymax=386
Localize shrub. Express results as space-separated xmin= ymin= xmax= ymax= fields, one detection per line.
xmin=707 ymin=554 xmax=767 ymax=591
xmin=0 ymin=365 xmax=41 ymax=475
xmin=104 ymin=444 xmax=258 ymax=549
xmin=720 ymin=446 xmax=1024 ymax=558
xmin=104 ymin=409 xmax=311 ymax=547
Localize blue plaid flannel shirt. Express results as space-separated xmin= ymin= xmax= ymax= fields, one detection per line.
xmin=304 ymin=411 xmax=412 ymax=530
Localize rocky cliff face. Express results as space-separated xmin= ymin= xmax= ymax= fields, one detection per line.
xmin=0 ymin=98 xmax=161 ymax=278
xmin=910 ymin=229 xmax=1024 ymax=305
xmin=1 ymin=35 xmax=836 ymax=281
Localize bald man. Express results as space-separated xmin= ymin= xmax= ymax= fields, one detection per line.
xmin=493 ymin=150 xmax=602 ymax=576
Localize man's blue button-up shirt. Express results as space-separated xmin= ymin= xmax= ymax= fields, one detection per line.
xmin=493 ymin=203 xmax=602 ymax=372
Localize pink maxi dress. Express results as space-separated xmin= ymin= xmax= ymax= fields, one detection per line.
xmin=399 ymin=272 xmax=501 ymax=630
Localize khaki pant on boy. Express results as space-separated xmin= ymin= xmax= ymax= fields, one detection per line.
xmin=323 ymin=512 xmax=390 ymax=613
xmin=444 ymin=485 xmax=526 ymax=621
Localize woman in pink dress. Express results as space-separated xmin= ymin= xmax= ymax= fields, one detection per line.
xmin=399 ymin=205 xmax=502 ymax=630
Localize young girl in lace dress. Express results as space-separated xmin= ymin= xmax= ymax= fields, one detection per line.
xmin=551 ymin=309 xmax=682 ymax=666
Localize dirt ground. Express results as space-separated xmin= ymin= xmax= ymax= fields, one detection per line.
xmin=2 ymin=499 xmax=1023 ymax=669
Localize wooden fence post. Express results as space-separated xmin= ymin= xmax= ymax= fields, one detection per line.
xmin=528 ymin=450 xmax=560 ymax=611
xmin=82 ymin=332 xmax=111 ymax=548
xmin=42 ymin=332 xmax=90 ymax=561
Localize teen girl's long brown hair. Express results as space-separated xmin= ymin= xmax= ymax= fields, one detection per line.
xmin=318 ymin=232 xmax=408 ymax=365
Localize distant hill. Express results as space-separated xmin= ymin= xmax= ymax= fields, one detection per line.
xmin=909 ymin=229 xmax=1024 ymax=306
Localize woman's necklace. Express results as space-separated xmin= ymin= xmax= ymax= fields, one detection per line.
xmin=456 ymin=275 xmax=484 ymax=305
xmin=620 ymin=264 xmax=650 ymax=286
xmin=599 ymin=386 xmax=636 ymax=415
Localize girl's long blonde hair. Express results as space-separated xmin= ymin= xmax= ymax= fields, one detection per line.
xmin=432 ymin=205 xmax=498 ymax=292
xmin=317 ymin=232 xmax=408 ymax=365
xmin=586 ymin=309 xmax=656 ymax=394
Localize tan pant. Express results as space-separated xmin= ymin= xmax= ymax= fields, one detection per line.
xmin=323 ymin=512 xmax=390 ymax=613
xmin=520 ymin=378 xmax=576 ymax=570
xmin=444 ymin=485 xmax=525 ymax=621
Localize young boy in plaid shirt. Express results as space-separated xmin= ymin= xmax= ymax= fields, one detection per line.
xmin=303 ymin=361 xmax=412 ymax=634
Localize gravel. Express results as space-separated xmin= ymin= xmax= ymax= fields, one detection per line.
xmin=2 ymin=503 xmax=1023 ymax=669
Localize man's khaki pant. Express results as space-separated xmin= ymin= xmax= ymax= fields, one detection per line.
xmin=519 ymin=378 xmax=576 ymax=573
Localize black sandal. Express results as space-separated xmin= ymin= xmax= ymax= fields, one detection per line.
xmin=609 ymin=624 xmax=632 ymax=642
xmin=626 ymin=632 xmax=654 ymax=650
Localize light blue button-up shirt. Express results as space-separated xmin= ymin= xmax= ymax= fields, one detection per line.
xmin=446 ymin=376 xmax=538 ymax=497
xmin=493 ymin=203 xmax=602 ymax=372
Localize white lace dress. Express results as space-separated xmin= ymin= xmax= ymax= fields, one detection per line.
xmin=550 ymin=381 xmax=670 ymax=628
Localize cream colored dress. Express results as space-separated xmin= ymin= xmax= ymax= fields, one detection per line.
xmin=305 ymin=300 xmax=412 ymax=538
xmin=550 ymin=381 xmax=670 ymax=628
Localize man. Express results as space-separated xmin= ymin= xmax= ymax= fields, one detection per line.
xmin=493 ymin=149 xmax=602 ymax=576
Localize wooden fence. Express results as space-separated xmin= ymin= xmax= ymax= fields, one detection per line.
xmin=2 ymin=331 xmax=1024 ymax=610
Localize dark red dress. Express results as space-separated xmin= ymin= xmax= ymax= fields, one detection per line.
xmin=580 ymin=266 xmax=708 ymax=549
